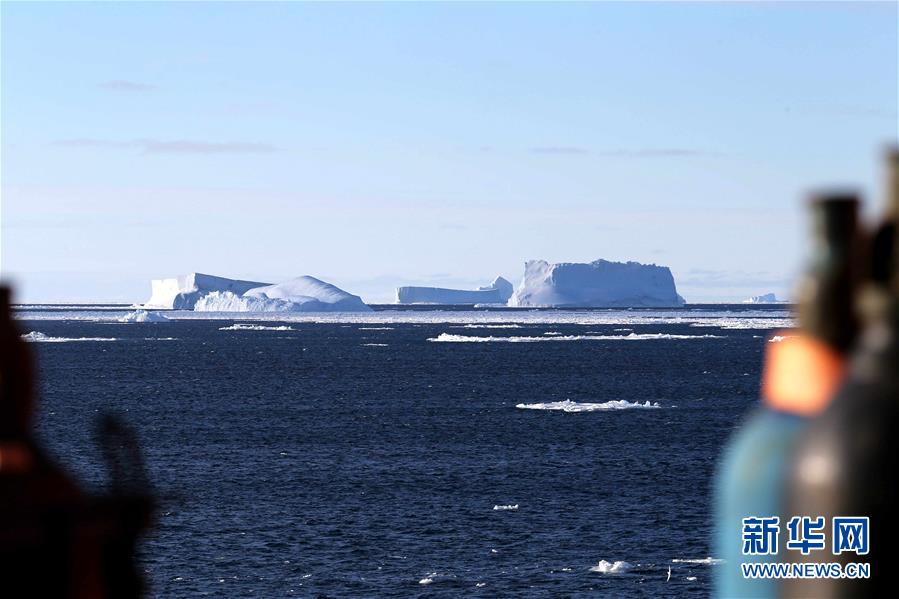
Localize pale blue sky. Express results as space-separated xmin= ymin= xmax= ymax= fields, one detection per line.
xmin=2 ymin=1 xmax=896 ymax=303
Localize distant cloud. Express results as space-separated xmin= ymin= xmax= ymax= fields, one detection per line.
xmin=596 ymin=148 xmax=718 ymax=158
xmin=678 ymin=268 xmax=790 ymax=289
xmin=827 ymin=105 xmax=897 ymax=120
xmin=530 ymin=146 xmax=719 ymax=157
xmin=54 ymin=138 xmax=280 ymax=154
xmin=98 ymin=80 xmax=156 ymax=92
xmin=140 ymin=140 xmax=280 ymax=154
xmin=530 ymin=146 xmax=590 ymax=155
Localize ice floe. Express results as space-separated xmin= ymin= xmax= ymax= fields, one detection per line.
xmin=517 ymin=400 xmax=660 ymax=412
xmin=429 ymin=332 xmax=724 ymax=343
xmin=218 ymin=324 xmax=295 ymax=331
xmin=590 ymin=560 xmax=633 ymax=574
xmin=672 ymin=557 xmax=724 ymax=565
xmin=22 ymin=332 xmax=118 ymax=343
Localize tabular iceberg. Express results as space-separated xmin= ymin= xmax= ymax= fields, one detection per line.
xmin=396 ymin=276 xmax=513 ymax=305
xmin=145 ymin=273 xmax=371 ymax=312
xmin=508 ymin=259 xmax=685 ymax=308
xmin=743 ymin=293 xmax=780 ymax=304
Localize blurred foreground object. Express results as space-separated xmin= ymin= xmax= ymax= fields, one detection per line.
xmin=0 ymin=287 xmax=154 ymax=598
xmin=714 ymin=195 xmax=859 ymax=598
xmin=783 ymin=149 xmax=899 ymax=597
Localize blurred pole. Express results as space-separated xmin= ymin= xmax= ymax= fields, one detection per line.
xmin=783 ymin=148 xmax=899 ymax=598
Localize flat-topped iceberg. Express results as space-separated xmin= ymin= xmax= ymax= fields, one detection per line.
xmin=743 ymin=293 xmax=781 ymax=304
xmin=145 ymin=273 xmax=371 ymax=312
xmin=508 ymin=259 xmax=685 ymax=308
xmin=396 ymin=276 xmax=513 ymax=305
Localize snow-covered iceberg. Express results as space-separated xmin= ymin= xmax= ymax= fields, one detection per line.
xmin=396 ymin=276 xmax=513 ymax=305
xmin=508 ymin=259 xmax=685 ymax=308
xmin=146 ymin=273 xmax=269 ymax=309
xmin=196 ymin=276 xmax=371 ymax=312
xmin=743 ymin=293 xmax=781 ymax=304
xmin=145 ymin=273 xmax=371 ymax=312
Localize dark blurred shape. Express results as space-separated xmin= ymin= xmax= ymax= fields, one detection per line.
xmin=796 ymin=194 xmax=860 ymax=352
xmin=714 ymin=195 xmax=860 ymax=598
xmin=783 ymin=148 xmax=899 ymax=597
xmin=0 ymin=286 xmax=154 ymax=598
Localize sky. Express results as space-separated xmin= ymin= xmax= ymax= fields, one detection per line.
xmin=2 ymin=1 xmax=896 ymax=304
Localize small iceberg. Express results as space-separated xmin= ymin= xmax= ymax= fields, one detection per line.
xmin=590 ymin=560 xmax=632 ymax=574
xmin=119 ymin=309 xmax=170 ymax=323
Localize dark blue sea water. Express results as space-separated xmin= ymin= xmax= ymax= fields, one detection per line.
xmin=22 ymin=308 xmax=784 ymax=597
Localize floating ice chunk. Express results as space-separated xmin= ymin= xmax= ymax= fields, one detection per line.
xmin=768 ymin=335 xmax=797 ymax=343
xmin=119 ymin=309 xmax=170 ymax=323
xmin=672 ymin=557 xmax=724 ymax=565
xmin=429 ymin=332 xmax=723 ymax=343
xmin=218 ymin=324 xmax=295 ymax=331
xmin=590 ymin=560 xmax=632 ymax=574
xmin=517 ymin=400 xmax=660 ymax=412
xmin=492 ymin=504 xmax=519 ymax=511
xmin=22 ymin=332 xmax=117 ymax=343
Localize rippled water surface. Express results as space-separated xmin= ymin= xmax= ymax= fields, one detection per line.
xmin=22 ymin=306 xmax=788 ymax=597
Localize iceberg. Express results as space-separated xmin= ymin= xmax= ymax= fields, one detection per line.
xmin=119 ymin=309 xmax=170 ymax=323
xmin=396 ymin=276 xmax=513 ymax=305
xmin=145 ymin=273 xmax=371 ymax=312
xmin=508 ymin=259 xmax=685 ymax=308
xmin=146 ymin=273 xmax=269 ymax=309
xmin=195 ymin=276 xmax=371 ymax=312
xmin=743 ymin=293 xmax=780 ymax=304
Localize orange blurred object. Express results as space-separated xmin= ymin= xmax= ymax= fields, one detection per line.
xmin=762 ymin=333 xmax=846 ymax=417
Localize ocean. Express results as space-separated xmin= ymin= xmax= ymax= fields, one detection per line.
xmin=17 ymin=304 xmax=792 ymax=597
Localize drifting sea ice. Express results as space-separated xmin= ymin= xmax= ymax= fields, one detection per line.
xmin=429 ymin=332 xmax=724 ymax=343
xmin=119 ymin=309 xmax=170 ymax=323
xmin=218 ymin=324 xmax=295 ymax=331
xmin=22 ymin=332 xmax=118 ymax=343
xmin=516 ymin=400 xmax=660 ymax=412
xmin=590 ymin=560 xmax=633 ymax=574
